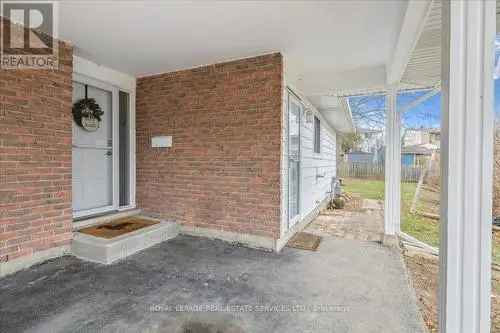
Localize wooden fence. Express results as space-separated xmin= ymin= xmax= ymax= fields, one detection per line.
xmin=337 ymin=162 xmax=423 ymax=183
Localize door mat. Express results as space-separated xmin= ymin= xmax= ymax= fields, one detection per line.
xmin=286 ymin=232 xmax=322 ymax=251
xmin=78 ymin=217 xmax=159 ymax=239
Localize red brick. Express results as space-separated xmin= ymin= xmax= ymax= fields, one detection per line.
xmin=0 ymin=17 xmax=73 ymax=262
xmin=136 ymin=53 xmax=282 ymax=239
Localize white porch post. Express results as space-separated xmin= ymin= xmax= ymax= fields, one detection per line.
xmin=439 ymin=1 xmax=495 ymax=332
xmin=384 ymin=88 xmax=401 ymax=238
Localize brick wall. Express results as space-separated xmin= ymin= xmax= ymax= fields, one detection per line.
xmin=136 ymin=53 xmax=282 ymax=239
xmin=0 ymin=18 xmax=73 ymax=264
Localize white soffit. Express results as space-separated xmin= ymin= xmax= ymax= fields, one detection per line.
xmin=402 ymin=0 xmax=500 ymax=87
xmin=59 ymin=1 xmax=406 ymax=90
xmin=308 ymin=95 xmax=354 ymax=133
xmin=401 ymin=0 xmax=441 ymax=87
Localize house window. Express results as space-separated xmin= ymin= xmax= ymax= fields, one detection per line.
xmin=314 ymin=116 xmax=321 ymax=154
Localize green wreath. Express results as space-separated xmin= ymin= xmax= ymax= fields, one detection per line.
xmin=72 ymin=98 xmax=104 ymax=128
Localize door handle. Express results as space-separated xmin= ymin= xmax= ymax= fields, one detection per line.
xmin=105 ymin=151 xmax=112 ymax=156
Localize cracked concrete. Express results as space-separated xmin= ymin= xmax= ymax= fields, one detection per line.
xmin=0 ymin=234 xmax=424 ymax=333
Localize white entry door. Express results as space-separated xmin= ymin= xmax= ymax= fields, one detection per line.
xmin=72 ymin=78 xmax=118 ymax=218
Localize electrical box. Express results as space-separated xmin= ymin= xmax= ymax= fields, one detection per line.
xmin=151 ymin=136 xmax=172 ymax=148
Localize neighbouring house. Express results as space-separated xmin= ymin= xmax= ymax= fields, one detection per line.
xmin=0 ymin=15 xmax=354 ymax=276
xmin=344 ymin=128 xmax=384 ymax=164
xmin=401 ymin=144 xmax=436 ymax=167
xmin=357 ymin=128 xmax=385 ymax=155
xmin=428 ymin=129 xmax=441 ymax=146
xmin=403 ymin=128 xmax=441 ymax=147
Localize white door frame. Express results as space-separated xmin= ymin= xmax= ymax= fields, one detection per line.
xmin=116 ymin=87 xmax=137 ymax=212
xmin=72 ymin=73 xmax=120 ymax=219
xmin=287 ymin=90 xmax=302 ymax=229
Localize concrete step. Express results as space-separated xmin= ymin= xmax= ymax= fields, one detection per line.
xmin=71 ymin=218 xmax=179 ymax=264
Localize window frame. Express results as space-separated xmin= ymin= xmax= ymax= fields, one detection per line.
xmin=313 ymin=115 xmax=321 ymax=154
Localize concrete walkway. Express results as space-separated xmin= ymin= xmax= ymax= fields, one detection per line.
xmin=305 ymin=198 xmax=385 ymax=242
xmin=0 ymin=231 xmax=424 ymax=333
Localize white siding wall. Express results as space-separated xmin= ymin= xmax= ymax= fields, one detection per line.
xmin=299 ymin=109 xmax=337 ymax=218
xmin=280 ymin=81 xmax=337 ymax=238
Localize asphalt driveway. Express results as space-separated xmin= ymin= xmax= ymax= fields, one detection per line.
xmin=0 ymin=234 xmax=424 ymax=333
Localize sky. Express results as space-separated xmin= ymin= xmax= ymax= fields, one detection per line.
xmin=398 ymin=90 xmax=441 ymax=129
xmin=399 ymin=73 xmax=500 ymax=129
xmin=348 ymin=91 xmax=442 ymax=130
xmin=349 ymin=38 xmax=500 ymax=130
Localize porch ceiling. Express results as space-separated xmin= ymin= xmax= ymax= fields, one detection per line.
xmin=59 ymin=1 xmax=407 ymax=95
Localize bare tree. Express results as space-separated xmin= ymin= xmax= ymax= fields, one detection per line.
xmin=348 ymin=95 xmax=386 ymax=130
xmin=348 ymin=92 xmax=440 ymax=132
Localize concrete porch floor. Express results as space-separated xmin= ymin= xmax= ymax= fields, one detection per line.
xmin=0 ymin=232 xmax=424 ymax=333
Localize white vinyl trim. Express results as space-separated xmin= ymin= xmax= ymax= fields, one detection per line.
xmin=439 ymin=1 xmax=495 ymax=332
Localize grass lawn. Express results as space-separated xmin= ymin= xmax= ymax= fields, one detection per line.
xmin=342 ymin=178 xmax=500 ymax=263
xmin=340 ymin=178 xmax=385 ymax=200
xmin=342 ymin=178 xmax=440 ymax=247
